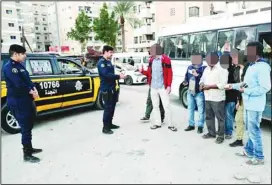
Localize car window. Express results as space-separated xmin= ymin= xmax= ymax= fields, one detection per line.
xmin=57 ymin=59 xmax=83 ymax=74
xmin=29 ymin=59 xmax=54 ymax=75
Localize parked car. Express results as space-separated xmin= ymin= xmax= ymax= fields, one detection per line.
xmin=1 ymin=53 xmax=120 ymax=134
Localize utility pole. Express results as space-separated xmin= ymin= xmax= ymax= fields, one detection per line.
xmin=21 ymin=26 xmax=33 ymax=53
xmin=54 ymin=1 xmax=61 ymax=53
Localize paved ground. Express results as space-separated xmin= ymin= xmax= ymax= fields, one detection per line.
xmin=1 ymin=85 xmax=271 ymax=184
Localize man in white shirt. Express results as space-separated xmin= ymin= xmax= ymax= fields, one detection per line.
xmin=200 ymin=52 xmax=228 ymax=144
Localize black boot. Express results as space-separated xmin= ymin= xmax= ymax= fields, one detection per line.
xmin=23 ymin=147 xmax=40 ymax=163
xmin=102 ymin=126 xmax=113 ymax=134
xmin=110 ymin=124 xmax=120 ymax=129
xmin=185 ymin=125 xmax=195 ymax=131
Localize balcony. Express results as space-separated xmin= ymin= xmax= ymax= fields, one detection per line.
xmin=140 ymin=8 xmax=152 ymax=18
xmin=140 ymin=25 xmax=152 ymax=35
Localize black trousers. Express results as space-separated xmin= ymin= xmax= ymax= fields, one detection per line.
xmin=205 ymin=100 xmax=225 ymax=137
xmin=102 ymin=90 xmax=117 ymax=128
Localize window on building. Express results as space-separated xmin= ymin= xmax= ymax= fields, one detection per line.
xmin=8 ymin=23 xmax=14 ymax=27
xmin=43 ymin=18 xmax=46 ymax=21
xmin=152 ymin=13 xmax=155 ymax=22
xmin=85 ymin=6 xmax=91 ymax=11
xmin=45 ymin=36 xmax=47 ymax=40
xmin=146 ymin=18 xmax=152 ymax=25
xmin=44 ymin=27 xmax=47 ymax=31
xmin=146 ymin=2 xmax=151 ymax=8
xmin=170 ymin=8 xmax=175 ymax=16
xmin=189 ymin=7 xmax=199 ymax=17
xmin=19 ymin=26 xmax=21 ymax=31
xmin=6 ymin=10 xmax=12 ymax=14
xmin=152 ymin=32 xmax=155 ymax=40
xmin=10 ymin=36 xmax=16 ymax=40
xmin=134 ymin=37 xmax=138 ymax=44
xmin=36 ymin=27 xmax=38 ymax=30
xmin=139 ymin=36 xmax=142 ymax=43
xmin=35 ymin=17 xmax=37 ymax=21
xmin=37 ymin=36 xmax=40 ymax=40
xmin=78 ymin=6 xmax=83 ymax=11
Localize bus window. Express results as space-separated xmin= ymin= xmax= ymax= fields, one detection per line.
xmin=188 ymin=31 xmax=217 ymax=58
xmin=235 ymin=27 xmax=257 ymax=51
xmin=157 ymin=37 xmax=166 ymax=54
xmin=258 ymin=32 xmax=271 ymax=64
xmin=175 ymin=35 xmax=189 ymax=60
xmin=164 ymin=37 xmax=176 ymax=58
xmin=217 ymin=30 xmax=235 ymax=53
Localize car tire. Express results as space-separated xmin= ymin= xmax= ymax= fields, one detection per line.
xmin=1 ymin=104 xmax=21 ymax=134
xmin=95 ymin=90 xmax=104 ymax=110
xmin=124 ymin=76 xmax=133 ymax=85
xmin=180 ymin=86 xmax=188 ymax=109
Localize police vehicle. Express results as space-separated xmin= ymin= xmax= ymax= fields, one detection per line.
xmin=1 ymin=53 xmax=120 ymax=134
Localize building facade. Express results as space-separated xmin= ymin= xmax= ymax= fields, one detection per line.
xmin=1 ymin=1 xmax=36 ymax=53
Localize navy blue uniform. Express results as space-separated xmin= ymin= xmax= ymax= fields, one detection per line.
xmin=97 ymin=57 xmax=120 ymax=128
xmin=3 ymin=59 xmax=36 ymax=146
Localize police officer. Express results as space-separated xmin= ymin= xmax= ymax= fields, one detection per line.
xmin=3 ymin=44 xmax=42 ymax=163
xmin=97 ymin=45 xmax=126 ymax=134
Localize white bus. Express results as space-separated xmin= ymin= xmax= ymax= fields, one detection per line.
xmin=156 ymin=7 xmax=271 ymax=120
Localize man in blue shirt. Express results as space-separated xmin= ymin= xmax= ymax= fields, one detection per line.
xmin=97 ymin=45 xmax=125 ymax=134
xmin=226 ymin=42 xmax=271 ymax=165
xmin=183 ymin=54 xmax=206 ymax=134
xmin=3 ymin=44 xmax=42 ymax=163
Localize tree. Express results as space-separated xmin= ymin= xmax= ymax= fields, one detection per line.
xmin=67 ymin=11 xmax=91 ymax=54
xmin=114 ymin=1 xmax=141 ymax=52
xmin=92 ymin=3 xmax=119 ymax=48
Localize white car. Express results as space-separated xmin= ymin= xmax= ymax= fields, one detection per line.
xmin=114 ymin=63 xmax=147 ymax=85
xmin=92 ymin=64 xmax=147 ymax=85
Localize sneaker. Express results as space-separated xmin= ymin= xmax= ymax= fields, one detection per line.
xmin=229 ymin=140 xmax=243 ymax=147
xmin=246 ymin=158 xmax=264 ymax=165
xmin=215 ymin=137 xmax=224 ymax=144
xmin=197 ymin=127 xmax=203 ymax=134
xmin=140 ymin=117 xmax=150 ymax=123
xmin=185 ymin=125 xmax=195 ymax=131
xmin=225 ymin=134 xmax=232 ymax=140
xmin=235 ymin=150 xmax=253 ymax=158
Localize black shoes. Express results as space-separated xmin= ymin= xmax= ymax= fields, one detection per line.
xmin=185 ymin=126 xmax=195 ymax=131
xmin=197 ymin=127 xmax=203 ymax=134
xmin=102 ymin=124 xmax=120 ymax=134
xmin=229 ymin=140 xmax=243 ymax=147
xmin=185 ymin=126 xmax=203 ymax=134
xmin=202 ymin=133 xmax=216 ymax=139
xmin=215 ymin=137 xmax=224 ymax=144
xmin=23 ymin=145 xmax=42 ymax=163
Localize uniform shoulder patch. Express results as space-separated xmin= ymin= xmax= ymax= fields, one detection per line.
xmin=12 ymin=68 xmax=18 ymax=73
xmin=101 ymin=63 xmax=105 ymax=67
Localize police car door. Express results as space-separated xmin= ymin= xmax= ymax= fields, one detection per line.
xmin=26 ymin=57 xmax=62 ymax=112
xmin=57 ymin=58 xmax=93 ymax=108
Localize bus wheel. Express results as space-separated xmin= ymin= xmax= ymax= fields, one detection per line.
xmin=180 ymin=87 xmax=188 ymax=109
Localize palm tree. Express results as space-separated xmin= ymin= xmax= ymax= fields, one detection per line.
xmin=114 ymin=1 xmax=141 ymax=52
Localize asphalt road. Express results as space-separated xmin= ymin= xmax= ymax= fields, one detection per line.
xmin=1 ymin=84 xmax=271 ymax=184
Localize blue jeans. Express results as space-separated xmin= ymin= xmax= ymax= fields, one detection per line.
xmin=244 ymin=110 xmax=264 ymax=160
xmin=187 ymin=91 xmax=205 ymax=128
xmin=225 ymin=102 xmax=236 ymax=135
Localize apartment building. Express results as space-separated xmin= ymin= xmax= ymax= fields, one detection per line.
xmin=47 ymin=1 xmax=116 ymax=54
xmin=32 ymin=2 xmax=51 ymax=52
xmin=1 ymin=1 xmax=36 ymax=53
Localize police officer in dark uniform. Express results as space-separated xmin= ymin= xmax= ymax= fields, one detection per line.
xmin=97 ymin=45 xmax=126 ymax=134
xmin=3 ymin=44 xmax=42 ymax=163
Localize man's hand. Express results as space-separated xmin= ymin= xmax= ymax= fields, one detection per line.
xmin=192 ymin=69 xmax=198 ymax=77
xmin=120 ymin=73 xmax=126 ymax=79
xmin=29 ymin=89 xmax=40 ymax=99
xmin=236 ymin=102 xmax=240 ymax=110
xmin=199 ymin=83 xmax=205 ymax=91
xmin=203 ymin=85 xmax=212 ymax=90
xmin=166 ymin=86 xmax=171 ymax=94
xmin=224 ymin=84 xmax=233 ymax=90
xmin=239 ymin=87 xmax=245 ymax=93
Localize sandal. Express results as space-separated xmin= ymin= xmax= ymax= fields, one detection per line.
xmin=168 ymin=126 xmax=177 ymax=132
xmin=150 ymin=125 xmax=161 ymax=130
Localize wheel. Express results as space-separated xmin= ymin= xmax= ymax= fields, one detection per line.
xmin=124 ymin=76 xmax=133 ymax=85
xmin=1 ymin=105 xmax=21 ymax=134
xmin=95 ymin=90 xmax=104 ymax=110
xmin=180 ymin=87 xmax=188 ymax=109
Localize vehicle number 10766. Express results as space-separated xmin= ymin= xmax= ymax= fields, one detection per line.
xmin=39 ymin=81 xmax=60 ymax=89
